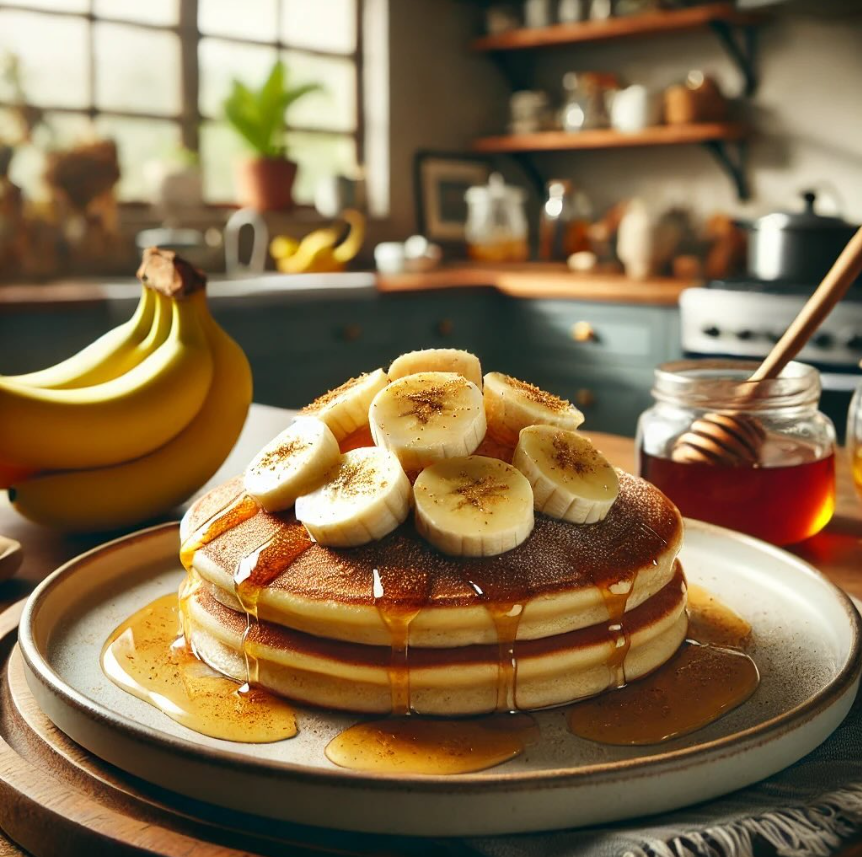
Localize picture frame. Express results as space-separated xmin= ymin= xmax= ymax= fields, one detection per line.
xmin=413 ymin=151 xmax=493 ymax=244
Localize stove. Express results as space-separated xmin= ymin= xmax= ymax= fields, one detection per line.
xmin=680 ymin=281 xmax=862 ymax=441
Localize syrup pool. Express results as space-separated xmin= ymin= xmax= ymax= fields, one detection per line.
xmin=101 ymin=593 xmax=297 ymax=743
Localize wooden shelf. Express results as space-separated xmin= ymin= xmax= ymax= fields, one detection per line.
xmin=376 ymin=264 xmax=698 ymax=306
xmin=471 ymin=3 xmax=761 ymax=52
xmin=473 ymin=122 xmax=747 ymax=154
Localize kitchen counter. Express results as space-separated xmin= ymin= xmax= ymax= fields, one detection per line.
xmin=0 ymin=271 xmax=379 ymax=311
xmin=0 ymin=265 xmax=695 ymax=310
xmin=376 ymin=264 xmax=697 ymax=305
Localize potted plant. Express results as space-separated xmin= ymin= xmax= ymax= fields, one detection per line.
xmin=223 ymin=60 xmax=322 ymax=212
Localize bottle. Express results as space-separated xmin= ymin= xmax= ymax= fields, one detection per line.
xmin=539 ymin=180 xmax=592 ymax=261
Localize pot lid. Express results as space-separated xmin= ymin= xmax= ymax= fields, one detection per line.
xmin=753 ymin=191 xmax=854 ymax=231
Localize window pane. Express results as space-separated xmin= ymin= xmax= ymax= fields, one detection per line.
xmin=0 ymin=0 xmax=87 ymax=11
xmin=94 ymin=23 xmax=181 ymax=116
xmin=95 ymin=115 xmax=182 ymax=200
xmin=289 ymin=131 xmax=356 ymax=204
xmin=198 ymin=0 xmax=278 ymax=42
xmin=281 ymin=0 xmax=356 ymax=54
xmin=282 ymin=51 xmax=355 ymax=133
xmin=0 ymin=11 xmax=88 ymax=108
xmin=198 ymin=38 xmax=278 ymax=119
xmin=200 ymin=120 xmax=247 ymax=202
xmin=94 ymin=0 xmax=179 ymax=26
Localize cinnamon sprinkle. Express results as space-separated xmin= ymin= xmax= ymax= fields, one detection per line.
xmin=454 ymin=473 xmax=509 ymax=513
xmin=503 ymin=374 xmax=573 ymax=413
xmin=552 ymin=433 xmax=595 ymax=475
xmin=254 ymin=440 xmax=308 ymax=472
xmin=398 ymin=378 xmax=463 ymax=425
xmin=302 ymin=374 xmax=368 ymax=413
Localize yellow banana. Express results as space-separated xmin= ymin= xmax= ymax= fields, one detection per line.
xmin=10 ymin=300 xmax=252 ymax=533
xmin=5 ymin=285 xmax=156 ymax=389
xmin=0 ymin=291 xmax=214 ymax=470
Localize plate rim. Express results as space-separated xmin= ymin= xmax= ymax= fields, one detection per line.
xmin=18 ymin=517 xmax=862 ymax=793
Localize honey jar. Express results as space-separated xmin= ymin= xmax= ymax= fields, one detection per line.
xmin=637 ymin=360 xmax=836 ymax=546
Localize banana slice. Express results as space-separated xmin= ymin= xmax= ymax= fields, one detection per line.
xmin=295 ymin=447 xmax=411 ymax=547
xmin=369 ymin=372 xmax=486 ymax=471
xmin=244 ymin=418 xmax=341 ymax=512
xmin=388 ymin=348 xmax=483 ymax=387
xmin=413 ymin=455 xmax=534 ymax=557
xmin=300 ymin=369 xmax=388 ymax=441
xmin=513 ymin=425 xmax=619 ymax=524
xmin=484 ymin=372 xmax=585 ymax=445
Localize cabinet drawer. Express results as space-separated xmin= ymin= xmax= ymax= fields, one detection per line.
xmin=506 ymin=300 xmax=678 ymax=366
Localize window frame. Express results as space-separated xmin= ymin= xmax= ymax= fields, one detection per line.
xmin=0 ymin=0 xmax=364 ymax=204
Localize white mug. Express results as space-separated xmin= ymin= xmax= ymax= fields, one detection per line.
xmin=608 ymin=85 xmax=662 ymax=133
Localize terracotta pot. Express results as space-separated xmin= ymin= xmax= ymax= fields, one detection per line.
xmin=234 ymin=157 xmax=298 ymax=211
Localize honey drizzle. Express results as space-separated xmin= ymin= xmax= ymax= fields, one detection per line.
xmin=234 ymin=525 xmax=314 ymax=691
xmin=568 ymin=571 xmax=760 ymax=745
xmin=372 ymin=567 xmax=425 ymax=716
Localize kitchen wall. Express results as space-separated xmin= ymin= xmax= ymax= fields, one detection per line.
xmin=379 ymin=4 xmax=862 ymax=237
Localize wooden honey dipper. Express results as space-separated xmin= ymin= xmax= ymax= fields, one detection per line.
xmin=673 ymin=226 xmax=862 ymax=466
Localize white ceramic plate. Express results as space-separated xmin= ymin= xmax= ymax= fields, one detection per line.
xmin=18 ymin=520 xmax=861 ymax=837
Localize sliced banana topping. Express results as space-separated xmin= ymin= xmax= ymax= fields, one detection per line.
xmin=484 ymin=372 xmax=584 ymax=446
xmin=413 ymin=455 xmax=534 ymax=557
xmin=369 ymin=371 xmax=486 ymax=471
xmin=244 ymin=418 xmax=341 ymax=512
xmin=513 ymin=425 xmax=619 ymax=524
xmin=388 ymin=348 xmax=483 ymax=388
xmin=295 ymin=447 xmax=412 ymax=547
xmin=300 ymin=368 xmax=388 ymax=441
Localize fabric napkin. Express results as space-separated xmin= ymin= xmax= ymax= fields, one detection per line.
xmin=458 ymin=684 xmax=862 ymax=857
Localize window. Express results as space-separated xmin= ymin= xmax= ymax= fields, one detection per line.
xmin=0 ymin=0 xmax=361 ymax=204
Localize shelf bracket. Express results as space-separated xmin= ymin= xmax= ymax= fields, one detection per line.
xmin=702 ymin=139 xmax=749 ymax=201
xmin=708 ymin=20 xmax=758 ymax=97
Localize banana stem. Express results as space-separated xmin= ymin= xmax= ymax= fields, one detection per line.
xmin=137 ymin=247 xmax=207 ymax=299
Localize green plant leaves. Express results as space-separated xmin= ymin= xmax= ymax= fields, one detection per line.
xmin=222 ymin=60 xmax=325 ymax=159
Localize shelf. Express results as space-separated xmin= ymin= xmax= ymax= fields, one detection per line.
xmin=376 ymin=264 xmax=697 ymax=306
xmin=473 ymin=122 xmax=747 ymax=153
xmin=470 ymin=3 xmax=760 ymax=52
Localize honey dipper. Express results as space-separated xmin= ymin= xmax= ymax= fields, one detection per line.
xmin=672 ymin=225 xmax=862 ymax=466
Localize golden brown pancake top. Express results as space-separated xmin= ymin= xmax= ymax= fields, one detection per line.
xmin=188 ymin=471 xmax=682 ymax=609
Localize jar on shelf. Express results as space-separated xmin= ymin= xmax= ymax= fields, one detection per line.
xmin=637 ymin=360 xmax=836 ymax=546
xmin=538 ymin=179 xmax=592 ymax=261
xmin=464 ymin=173 xmax=529 ymax=263
xmin=561 ymin=72 xmax=615 ymax=132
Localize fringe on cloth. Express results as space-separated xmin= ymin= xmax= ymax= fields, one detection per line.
xmin=623 ymin=784 xmax=862 ymax=857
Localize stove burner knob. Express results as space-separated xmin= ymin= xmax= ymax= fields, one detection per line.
xmin=812 ymin=332 xmax=834 ymax=349
xmin=847 ymin=334 xmax=862 ymax=351
xmin=736 ymin=329 xmax=754 ymax=341
xmin=702 ymin=325 xmax=721 ymax=338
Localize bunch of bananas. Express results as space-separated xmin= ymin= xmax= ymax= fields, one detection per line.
xmin=269 ymin=209 xmax=365 ymax=274
xmin=1 ymin=248 xmax=252 ymax=533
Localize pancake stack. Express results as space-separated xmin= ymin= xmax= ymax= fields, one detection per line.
xmin=179 ymin=349 xmax=686 ymax=716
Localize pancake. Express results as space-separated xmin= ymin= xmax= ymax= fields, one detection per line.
xmin=186 ymin=470 xmax=683 ymax=648
xmin=184 ymin=564 xmax=689 ymax=715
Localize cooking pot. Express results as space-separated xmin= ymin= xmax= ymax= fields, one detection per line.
xmin=747 ymin=190 xmax=859 ymax=282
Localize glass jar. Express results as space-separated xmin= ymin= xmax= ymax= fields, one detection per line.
xmin=464 ymin=173 xmax=529 ymax=263
xmin=849 ymin=380 xmax=862 ymax=499
xmin=637 ymin=360 xmax=836 ymax=546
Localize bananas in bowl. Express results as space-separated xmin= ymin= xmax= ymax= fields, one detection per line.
xmin=1 ymin=248 xmax=252 ymax=533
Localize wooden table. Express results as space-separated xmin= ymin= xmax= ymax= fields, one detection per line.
xmin=0 ymin=404 xmax=860 ymax=856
